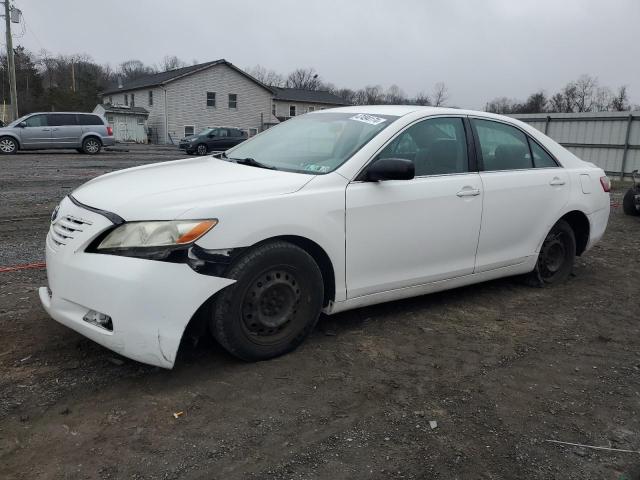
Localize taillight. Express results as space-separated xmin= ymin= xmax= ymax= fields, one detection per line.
xmin=600 ymin=176 xmax=611 ymax=192
xmin=107 ymin=126 xmax=113 ymax=136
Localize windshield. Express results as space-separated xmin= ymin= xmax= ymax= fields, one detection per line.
xmin=225 ymin=112 xmax=398 ymax=174
xmin=195 ymin=128 xmax=214 ymax=137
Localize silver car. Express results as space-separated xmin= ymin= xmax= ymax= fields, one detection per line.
xmin=0 ymin=112 xmax=115 ymax=155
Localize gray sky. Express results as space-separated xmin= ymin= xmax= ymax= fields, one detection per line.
xmin=14 ymin=0 xmax=639 ymax=108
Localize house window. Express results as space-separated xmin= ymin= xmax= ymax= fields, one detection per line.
xmin=130 ymin=93 xmax=135 ymax=107
xmin=124 ymin=94 xmax=128 ymax=106
xmin=184 ymin=125 xmax=195 ymax=137
xmin=148 ymin=90 xmax=153 ymax=106
xmin=228 ymin=93 xmax=237 ymax=109
xmin=106 ymin=115 xmax=114 ymax=124
xmin=207 ymin=92 xmax=216 ymax=107
xmin=289 ymin=105 xmax=296 ymax=117
xmin=307 ymin=106 xmax=315 ymax=113
xmin=137 ymin=117 xmax=144 ymax=125
xmin=272 ymin=103 xmax=276 ymax=116
xmin=108 ymin=96 xmax=113 ymax=104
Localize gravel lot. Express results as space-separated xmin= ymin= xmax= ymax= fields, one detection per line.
xmin=1 ymin=146 xmax=639 ymax=479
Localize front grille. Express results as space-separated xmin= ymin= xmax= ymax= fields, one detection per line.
xmin=49 ymin=215 xmax=93 ymax=247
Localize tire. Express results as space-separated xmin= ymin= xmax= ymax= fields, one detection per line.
xmin=525 ymin=219 xmax=576 ymax=286
xmin=623 ymin=188 xmax=640 ymax=216
xmin=82 ymin=137 xmax=101 ymax=155
xmin=0 ymin=136 xmax=18 ymax=154
xmin=196 ymin=143 xmax=208 ymax=156
xmin=210 ymin=241 xmax=324 ymax=361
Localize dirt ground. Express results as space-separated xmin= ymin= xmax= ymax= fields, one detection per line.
xmin=0 ymin=146 xmax=639 ymax=480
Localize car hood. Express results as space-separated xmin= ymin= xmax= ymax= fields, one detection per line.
xmin=72 ymin=157 xmax=315 ymax=220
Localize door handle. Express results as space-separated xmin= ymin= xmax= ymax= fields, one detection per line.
xmin=549 ymin=177 xmax=566 ymax=186
xmin=41 ymin=128 xmax=51 ymax=131
xmin=51 ymin=128 xmax=59 ymax=131
xmin=456 ymin=188 xmax=481 ymax=197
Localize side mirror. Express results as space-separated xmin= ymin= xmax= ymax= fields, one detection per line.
xmin=18 ymin=121 xmax=26 ymax=128
xmin=363 ymin=157 xmax=415 ymax=182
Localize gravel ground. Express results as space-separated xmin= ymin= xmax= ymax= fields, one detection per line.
xmin=0 ymin=146 xmax=639 ymax=479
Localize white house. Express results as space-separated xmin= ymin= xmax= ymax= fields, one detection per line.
xmin=101 ymin=59 xmax=348 ymax=144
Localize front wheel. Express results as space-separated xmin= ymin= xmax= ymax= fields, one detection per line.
xmin=0 ymin=136 xmax=18 ymax=154
xmin=210 ymin=241 xmax=324 ymax=361
xmin=526 ymin=219 xmax=576 ymax=286
xmin=623 ymin=188 xmax=640 ymax=216
xmin=82 ymin=137 xmax=101 ymax=155
xmin=196 ymin=143 xmax=208 ymax=155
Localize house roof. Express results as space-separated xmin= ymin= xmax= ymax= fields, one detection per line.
xmin=273 ymin=87 xmax=348 ymax=106
xmin=101 ymin=59 xmax=273 ymax=95
xmin=99 ymin=105 xmax=149 ymax=116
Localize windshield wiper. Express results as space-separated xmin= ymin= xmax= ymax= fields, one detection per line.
xmin=228 ymin=157 xmax=276 ymax=170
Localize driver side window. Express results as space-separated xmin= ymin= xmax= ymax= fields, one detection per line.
xmin=377 ymin=117 xmax=468 ymax=176
xmin=24 ymin=115 xmax=48 ymax=127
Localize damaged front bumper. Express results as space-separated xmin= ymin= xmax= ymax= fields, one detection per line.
xmin=40 ymin=197 xmax=235 ymax=369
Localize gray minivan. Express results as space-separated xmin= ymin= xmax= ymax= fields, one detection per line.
xmin=0 ymin=112 xmax=115 ymax=155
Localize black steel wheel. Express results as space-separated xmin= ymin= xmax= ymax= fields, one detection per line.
xmin=196 ymin=143 xmax=208 ymax=155
xmin=623 ymin=188 xmax=640 ymax=216
xmin=0 ymin=136 xmax=18 ymax=154
xmin=210 ymin=241 xmax=324 ymax=361
xmin=526 ymin=219 xmax=576 ymax=286
xmin=82 ymin=137 xmax=101 ymax=155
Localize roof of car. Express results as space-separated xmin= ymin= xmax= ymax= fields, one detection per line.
xmin=315 ymin=105 xmax=523 ymax=121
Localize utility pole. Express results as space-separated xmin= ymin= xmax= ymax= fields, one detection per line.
xmin=3 ymin=0 xmax=18 ymax=120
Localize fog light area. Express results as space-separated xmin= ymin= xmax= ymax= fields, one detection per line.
xmin=83 ymin=310 xmax=113 ymax=331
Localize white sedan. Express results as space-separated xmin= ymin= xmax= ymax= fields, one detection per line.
xmin=40 ymin=106 xmax=610 ymax=368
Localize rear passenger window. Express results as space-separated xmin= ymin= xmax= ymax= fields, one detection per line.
xmin=48 ymin=114 xmax=78 ymax=126
xmin=529 ymin=139 xmax=557 ymax=168
xmin=378 ymin=117 xmax=468 ymax=176
xmin=473 ymin=119 xmax=533 ymax=171
xmin=78 ymin=115 xmax=104 ymax=126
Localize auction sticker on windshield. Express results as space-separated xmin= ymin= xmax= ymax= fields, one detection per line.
xmin=349 ymin=114 xmax=387 ymax=125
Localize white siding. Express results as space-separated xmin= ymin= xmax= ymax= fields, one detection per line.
xmin=104 ymin=65 xmax=277 ymax=144
xmin=164 ymin=64 xmax=274 ymax=143
xmin=103 ymin=87 xmax=164 ymax=143
xmin=273 ymin=100 xmax=337 ymax=119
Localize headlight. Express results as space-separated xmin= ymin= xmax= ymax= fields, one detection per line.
xmin=97 ymin=219 xmax=217 ymax=250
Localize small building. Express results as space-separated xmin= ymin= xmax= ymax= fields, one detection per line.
xmin=93 ymin=104 xmax=149 ymax=143
xmin=100 ymin=59 xmax=349 ymax=144
xmin=272 ymin=87 xmax=348 ymax=122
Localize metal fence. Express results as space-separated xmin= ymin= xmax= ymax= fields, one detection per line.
xmin=511 ymin=111 xmax=640 ymax=178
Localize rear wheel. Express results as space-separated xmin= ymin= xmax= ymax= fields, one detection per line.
xmin=196 ymin=143 xmax=208 ymax=155
xmin=623 ymin=188 xmax=640 ymax=216
xmin=82 ymin=137 xmax=101 ymax=155
xmin=526 ymin=219 xmax=576 ymax=286
xmin=210 ymin=241 xmax=324 ymax=361
xmin=0 ymin=136 xmax=18 ymax=154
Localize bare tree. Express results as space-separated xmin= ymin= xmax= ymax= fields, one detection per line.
xmin=432 ymin=82 xmax=448 ymax=106
xmin=573 ymin=74 xmax=598 ymax=112
xmin=414 ymin=91 xmax=431 ymax=106
xmin=245 ymin=64 xmax=285 ymax=87
xmin=118 ymin=59 xmax=155 ymax=82
xmin=610 ymin=85 xmax=629 ymax=111
xmin=485 ymin=96 xmax=518 ymax=114
xmin=285 ymin=68 xmax=322 ymax=90
xmin=362 ymin=85 xmax=384 ymax=105
xmin=159 ymin=55 xmax=187 ymax=72
xmin=384 ymin=84 xmax=406 ymax=104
